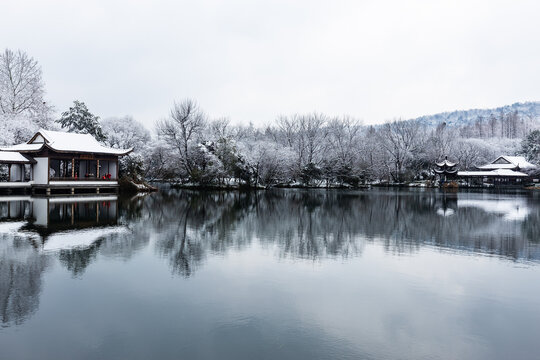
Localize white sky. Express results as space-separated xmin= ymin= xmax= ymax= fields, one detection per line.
xmin=2 ymin=0 xmax=540 ymax=128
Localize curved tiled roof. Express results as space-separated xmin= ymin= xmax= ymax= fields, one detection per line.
xmin=0 ymin=129 xmax=132 ymax=155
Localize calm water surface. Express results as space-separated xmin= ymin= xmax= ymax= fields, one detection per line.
xmin=1 ymin=189 xmax=540 ymax=360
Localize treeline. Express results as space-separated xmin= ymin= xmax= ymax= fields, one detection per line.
xmin=2 ymin=48 xmax=540 ymax=187
xmin=136 ymin=99 xmax=536 ymax=186
xmin=457 ymin=111 xmax=533 ymax=139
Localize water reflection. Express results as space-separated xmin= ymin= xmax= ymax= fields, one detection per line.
xmin=1 ymin=189 xmax=540 ymax=329
xmin=0 ymin=195 xmax=128 ymax=326
xmin=144 ymin=189 xmax=540 ymax=265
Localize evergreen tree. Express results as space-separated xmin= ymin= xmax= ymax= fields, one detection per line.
xmin=56 ymin=100 xmax=106 ymax=142
xmin=520 ymin=130 xmax=540 ymax=164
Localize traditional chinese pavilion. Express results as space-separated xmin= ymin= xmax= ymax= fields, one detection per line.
xmin=434 ymin=156 xmax=458 ymax=184
xmin=458 ymin=156 xmax=536 ymax=186
xmin=0 ymin=129 xmax=132 ymax=194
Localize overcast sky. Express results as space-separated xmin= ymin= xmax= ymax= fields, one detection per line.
xmin=2 ymin=0 xmax=540 ymax=127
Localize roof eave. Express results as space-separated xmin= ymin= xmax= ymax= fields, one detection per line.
xmin=45 ymin=144 xmax=133 ymax=156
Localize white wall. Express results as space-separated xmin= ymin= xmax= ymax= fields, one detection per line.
xmin=109 ymin=161 xmax=118 ymax=179
xmin=33 ymin=157 xmax=49 ymax=184
xmin=33 ymin=198 xmax=48 ymax=226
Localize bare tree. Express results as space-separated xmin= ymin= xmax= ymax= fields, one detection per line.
xmin=273 ymin=113 xmax=329 ymax=172
xmin=208 ymin=117 xmax=231 ymax=140
xmin=377 ymin=119 xmax=423 ymax=182
xmin=326 ymin=115 xmax=362 ymax=167
xmin=430 ymin=122 xmax=455 ymax=161
xmin=0 ymin=49 xmax=51 ymax=123
xmin=298 ymin=113 xmax=328 ymax=166
xmin=275 ymin=114 xmax=299 ymax=148
xmin=156 ymin=99 xmax=207 ymax=177
xmin=488 ymin=113 xmax=497 ymax=137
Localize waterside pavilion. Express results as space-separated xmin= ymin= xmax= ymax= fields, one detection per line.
xmin=458 ymin=156 xmax=536 ymax=186
xmin=434 ymin=156 xmax=458 ymax=184
xmin=0 ymin=129 xmax=132 ymax=195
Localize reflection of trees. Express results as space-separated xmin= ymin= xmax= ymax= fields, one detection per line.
xmin=149 ymin=191 xmax=251 ymax=277
xmin=346 ymin=190 xmax=540 ymax=261
xmin=49 ymin=189 xmax=540 ymax=280
xmin=249 ymin=191 xmax=365 ymax=259
xmin=0 ymin=231 xmax=49 ymax=326
xmin=58 ymin=240 xmax=102 ymax=277
xmin=141 ymin=190 xmax=366 ymax=276
xmin=139 ymin=189 xmax=540 ymax=273
xmin=2 ymin=189 xmax=540 ymax=327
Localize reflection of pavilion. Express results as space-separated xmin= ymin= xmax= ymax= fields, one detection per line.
xmin=435 ymin=194 xmax=458 ymax=217
xmin=0 ymin=196 xmax=33 ymax=221
xmin=0 ymin=195 xmax=126 ymax=250
xmin=457 ymin=198 xmax=531 ymax=221
xmin=0 ymin=195 xmax=126 ymax=327
xmin=32 ymin=196 xmax=118 ymax=229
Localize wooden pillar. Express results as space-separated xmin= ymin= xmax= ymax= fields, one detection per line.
xmin=8 ymin=164 xmax=11 ymax=182
xmin=21 ymin=164 xmax=24 ymax=182
xmin=72 ymin=158 xmax=75 ymax=178
xmin=97 ymin=159 xmax=100 ymax=179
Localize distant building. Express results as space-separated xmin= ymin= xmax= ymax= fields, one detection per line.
xmin=0 ymin=129 xmax=132 ymax=194
xmin=458 ymin=156 xmax=536 ymax=186
xmin=434 ymin=156 xmax=458 ymax=184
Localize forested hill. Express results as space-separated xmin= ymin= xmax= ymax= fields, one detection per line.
xmin=411 ymin=101 xmax=540 ymax=127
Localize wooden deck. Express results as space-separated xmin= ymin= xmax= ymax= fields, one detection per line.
xmin=0 ymin=180 xmax=119 ymax=195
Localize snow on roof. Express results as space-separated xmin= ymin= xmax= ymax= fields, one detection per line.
xmin=435 ymin=159 xmax=457 ymax=167
xmin=503 ymin=156 xmax=536 ymax=169
xmin=478 ymin=155 xmax=536 ymax=170
xmin=458 ymin=169 xmax=529 ymax=177
xmin=1 ymin=129 xmax=132 ymax=155
xmin=0 ymin=151 xmax=36 ymax=163
xmin=36 ymin=129 xmax=132 ymax=155
xmin=0 ymin=143 xmax=44 ymax=152
xmin=478 ymin=163 xmax=518 ymax=170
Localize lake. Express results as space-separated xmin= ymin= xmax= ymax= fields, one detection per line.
xmin=1 ymin=188 xmax=540 ymax=360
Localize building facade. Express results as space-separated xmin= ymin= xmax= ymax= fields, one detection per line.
xmin=458 ymin=156 xmax=535 ymax=186
xmin=0 ymin=129 xmax=132 ymax=194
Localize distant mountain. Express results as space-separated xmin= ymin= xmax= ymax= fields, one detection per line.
xmin=411 ymin=101 xmax=540 ymax=127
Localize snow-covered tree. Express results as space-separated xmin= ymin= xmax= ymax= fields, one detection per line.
xmin=520 ymin=130 xmax=540 ymax=164
xmin=0 ymin=49 xmax=52 ymax=124
xmin=156 ymin=99 xmax=207 ymax=180
xmin=237 ymin=139 xmax=295 ymax=186
xmin=56 ymin=100 xmax=106 ymax=141
xmin=102 ymin=115 xmax=151 ymax=150
xmin=0 ymin=113 xmax=39 ymax=145
xmin=376 ymin=119 xmax=424 ymax=182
